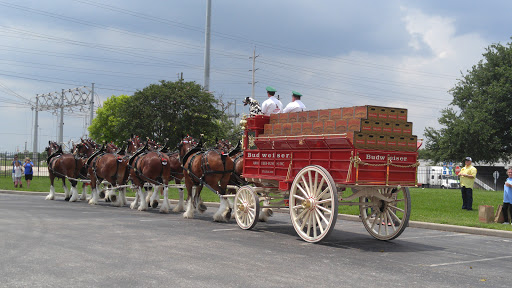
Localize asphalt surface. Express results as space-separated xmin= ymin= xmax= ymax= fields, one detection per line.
xmin=1 ymin=192 xmax=512 ymax=288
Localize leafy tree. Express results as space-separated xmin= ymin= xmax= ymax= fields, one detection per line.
xmin=424 ymin=40 xmax=512 ymax=163
xmin=89 ymin=95 xmax=131 ymax=145
xmin=89 ymin=80 xmax=240 ymax=147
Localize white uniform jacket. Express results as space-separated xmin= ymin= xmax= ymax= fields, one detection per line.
xmin=261 ymin=96 xmax=283 ymax=115
xmin=282 ymin=100 xmax=306 ymax=113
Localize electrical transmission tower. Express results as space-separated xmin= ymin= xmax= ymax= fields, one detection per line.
xmin=32 ymin=83 xmax=96 ymax=158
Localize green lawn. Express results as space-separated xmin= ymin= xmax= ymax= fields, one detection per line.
xmin=1 ymin=176 xmax=510 ymax=231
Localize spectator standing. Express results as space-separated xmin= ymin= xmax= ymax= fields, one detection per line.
xmin=457 ymin=157 xmax=477 ymax=210
xmin=282 ymin=91 xmax=306 ymax=113
xmin=11 ymin=155 xmax=21 ymax=186
xmin=503 ymin=168 xmax=512 ymax=224
xmin=23 ymin=157 xmax=34 ymax=188
xmin=13 ymin=161 xmax=23 ymax=188
xmin=261 ymin=86 xmax=283 ymax=116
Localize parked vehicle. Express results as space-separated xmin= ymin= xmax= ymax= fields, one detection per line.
xmin=418 ymin=166 xmax=459 ymax=188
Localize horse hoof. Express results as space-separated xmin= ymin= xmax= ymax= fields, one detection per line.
xmin=99 ymin=191 xmax=105 ymax=199
xmin=225 ymin=209 xmax=232 ymax=220
xmin=64 ymin=197 xmax=70 ymax=201
xmin=151 ymin=200 xmax=159 ymax=209
xmin=109 ymin=195 xmax=117 ymax=203
xmin=199 ymin=204 xmax=207 ymax=213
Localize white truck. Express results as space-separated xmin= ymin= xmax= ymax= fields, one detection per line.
xmin=417 ymin=166 xmax=460 ymax=189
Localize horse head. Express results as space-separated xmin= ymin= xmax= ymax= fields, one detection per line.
xmin=215 ymin=139 xmax=233 ymax=153
xmin=74 ymin=140 xmax=95 ymax=158
xmin=105 ymin=142 xmax=118 ymax=153
xmin=46 ymin=141 xmax=61 ymax=155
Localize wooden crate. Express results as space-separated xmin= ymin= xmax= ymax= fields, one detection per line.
xmin=308 ymin=110 xmax=319 ymax=122
xmin=312 ymin=121 xmax=324 ymax=134
xmin=335 ymin=120 xmax=347 ymax=133
xmin=302 ymin=122 xmax=313 ymax=135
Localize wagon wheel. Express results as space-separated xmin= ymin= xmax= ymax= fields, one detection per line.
xmin=234 ymin=185 xmax=260 ymax=230
xmin=289 ymin=165 xmax=338 ymax=243
xmin=359 ymin=186 xmax=410 ymax=240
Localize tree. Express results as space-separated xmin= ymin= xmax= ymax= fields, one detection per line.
xmin=89 ymin=94 xmax=131 ymax=145
xmin=89 ymin=80 xmax=240 ymax=147
xmin=424 ymin=40 xmax=512 ymax=163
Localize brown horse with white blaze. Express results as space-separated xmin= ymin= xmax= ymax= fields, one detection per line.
xmin=179 ymin=136 xmax=234 ymax=222
xmin=45 ymin=141 xmax=87 ymax=201
xmin=128 ymin=143 xmax=173 ymax=213
xmin=84 ymin=145 xmax=130 ymax=206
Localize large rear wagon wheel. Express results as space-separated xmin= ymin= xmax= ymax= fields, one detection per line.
xmin=359 ymin=186 xmax=411 ymax=240
xmin=289 ymin=165 xmax=338 ymax=243
xmin=234 ymin=185 xmax=260 ymax=230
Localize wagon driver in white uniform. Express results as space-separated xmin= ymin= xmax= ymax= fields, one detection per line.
xmin=282 ymin=90 xmax=306 ymax=113
xmin=261 ymin=86 xmax=283 ymax=115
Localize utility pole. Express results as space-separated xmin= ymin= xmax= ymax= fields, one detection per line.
xmin=203 ymin=0 xmax=211 ymax=91
xmin=32 ymin=96 xmax=39 ymax=161
xmin=249 ymin=47 xmax=259 ymax=99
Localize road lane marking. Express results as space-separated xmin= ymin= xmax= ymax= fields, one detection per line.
xmin=212 ymin=228 xmax=238 ymax=232
xmin=429 ymin=255 xmax=512 ymax=267
xmin=400 ymin=233 xmax=466 ymax=240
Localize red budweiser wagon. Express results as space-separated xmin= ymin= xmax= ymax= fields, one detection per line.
xmin=234 ymin=106 xmax=420 ymax=243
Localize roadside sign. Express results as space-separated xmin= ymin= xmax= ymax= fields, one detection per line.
xmin=455 ymin=166 xmax=461 ymax=174
xmin=493 ymin=171 xmax=499 ymax=180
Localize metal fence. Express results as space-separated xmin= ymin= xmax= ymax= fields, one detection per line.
xmin=1 ymin=152 xmax=49 ymax=178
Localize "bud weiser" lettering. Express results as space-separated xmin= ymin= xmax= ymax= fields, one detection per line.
xmin=365 ymin=154 xmax=408 ymax=162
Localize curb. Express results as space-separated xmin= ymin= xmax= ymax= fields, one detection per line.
xmin=2 ymin=190 xmax=512 ymax=239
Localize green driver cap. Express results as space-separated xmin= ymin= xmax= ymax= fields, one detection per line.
xmin=266 ymin=86 xmax=277 ymax=92
xmin=292 ymin=91 xmax=302 ymax=97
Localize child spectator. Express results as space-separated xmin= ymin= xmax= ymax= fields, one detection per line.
xmin=14 ymin=161 xmax=23 ymax=188
xmin=11 ymin=155 xmax=21 ymax=186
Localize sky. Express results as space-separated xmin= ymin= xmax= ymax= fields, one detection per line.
xmin=1 ymin=0 xmax=511 ymax=153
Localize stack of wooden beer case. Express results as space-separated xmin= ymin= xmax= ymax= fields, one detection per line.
xmin=259 ymin=105 xmax=417 ymax=152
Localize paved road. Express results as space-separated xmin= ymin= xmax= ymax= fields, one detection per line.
xmin=1 ymin=193 xmax=511 ymax=288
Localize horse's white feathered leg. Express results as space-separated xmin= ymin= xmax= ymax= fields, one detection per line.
xmin=130 ymin=189 xmax=140 ymax=209
xmin=63 ymin=184 xmax=70 ymax=201
xmin=69 ymin=186 xmax=79 ymax=202
xmin=183 ymin=186 xmax=196 ymax=219
xmin=150 ymin=185 xmax=160 ymax=208
xmin=88 ymin=187 xmax=99 ymax=205
xmin=45 ymin=185 xmax=55 ymax=200
xmin=80 ymin=184 xmax=87 ymax=201
xmin=172 ymin=188 xmax=185 ymax=212
xmin=213 ymin=197 xmax=230 ymax=222
xmin=138 ymin=187 xmax=148 ymax=211
xmin=160 ymin=186 xmax=170 ymax=213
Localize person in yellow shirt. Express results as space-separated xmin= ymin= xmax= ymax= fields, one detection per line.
xmin=457 ymin=157 xmax=477 ymax=210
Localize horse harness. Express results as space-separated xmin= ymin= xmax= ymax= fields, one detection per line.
xmin=230 ymin=152 xmax=247 ymax=186
xmin=129 ymin=150 xmax=168 ymax=186
xmin=47 ymin=154 xmax=83 ymax=181
xmin=182 ymin=149 xmax=234 ymax=195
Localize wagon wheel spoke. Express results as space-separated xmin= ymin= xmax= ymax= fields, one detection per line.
xmin=314 ymin=210 xmax=325 ymax=234
xmin=316 ymin=205 xmax=332 ymax=215
xmin=387 ymin=204 xmax=405 ymax=214
xmin=300 ymin=175 xmax=312 ymax=197
xmin=313 ymin=171 xmax=320 ymax=197
xmin=296 ymin=183 xmax=309 ymax=198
